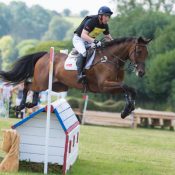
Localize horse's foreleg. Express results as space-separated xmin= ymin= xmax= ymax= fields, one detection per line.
xmin=25 ymin=92 xmax=40 ymax=108
xmin=101 ymin=81 xmax=136 ymax=118
xmin=120 ymin=84 xmax=137 ymax=117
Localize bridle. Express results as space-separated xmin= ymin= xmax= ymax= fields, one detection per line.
xmin=129 ymin=43 xmax=147 ymax=66
xmin=92 ymin=42 xmax=148 ymax=72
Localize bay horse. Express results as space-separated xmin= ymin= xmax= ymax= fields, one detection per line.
xmin=0 ymin=37 xmax=151 ymax=118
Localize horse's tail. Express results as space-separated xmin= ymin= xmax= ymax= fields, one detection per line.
xmin=0 ymin=52 xmax=47 ymax=84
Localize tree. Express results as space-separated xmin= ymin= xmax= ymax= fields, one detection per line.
xmin=63 ymin=9 xmax=71 ymax=17
xmin=110 ymin=7 xmax=170 ymax=39
xmin=147 ymin=49 xmax=175 ymax=100
xmin=26 ymin=40 xmax=72 ymax=54
xmin=16 ymin=39 xmax=39 ymax=56
xmin=30 ymin=5 xmax=52 ymax=39
xmin=113 ymin=0 xmax=175 ymax=14
xmin=168 ymin=80 xmax=175 ymax=110
xmin=0 ymin=3 xmax=11 ymax=37
xmin=80 ymin=10 xmax=89 ymax=17
xmin=0 ymin=35 xmax=18 ymax=70
xmin=6 ymin=2 xmax=53 ymax=41
xmin=150 ymin=21 xmax=175 ymax=56
xmin=42 ymin=16 xmax=72 ymax=41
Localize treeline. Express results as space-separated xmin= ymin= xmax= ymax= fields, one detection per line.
xmin=0 ymin=1 xmax=77 ymax=69
xmin=0 ymin=1 xmax=75 ymax=42
xmin=0 ymin=0 xmax=175 ymax=111
xmin=109 ymin=0 xmax=175 ymax=110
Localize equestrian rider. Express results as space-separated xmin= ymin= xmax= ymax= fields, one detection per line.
xmin=73 ymin=6 xmax=113 ymax=83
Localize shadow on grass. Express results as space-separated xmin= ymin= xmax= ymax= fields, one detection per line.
xmin=19 ymin=161 xmax=62 ymax=174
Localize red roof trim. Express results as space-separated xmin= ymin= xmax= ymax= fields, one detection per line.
xmin=66 ymin=121 xmax=80 ymax=134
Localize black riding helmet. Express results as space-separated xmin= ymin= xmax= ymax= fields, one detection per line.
xmin=98 ymin=6 xmax=113 ymax=16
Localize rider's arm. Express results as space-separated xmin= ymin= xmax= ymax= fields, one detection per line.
xmin=81 ymin=29 xmax=95 ymax=43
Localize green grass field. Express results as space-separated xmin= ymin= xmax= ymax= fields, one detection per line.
xmin=0 ymin=118 xmax=175 ymax=175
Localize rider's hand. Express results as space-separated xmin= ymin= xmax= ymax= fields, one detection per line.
xmin=91 ymin=40 xmax=101 ymax=48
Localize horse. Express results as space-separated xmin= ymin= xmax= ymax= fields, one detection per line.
xmin=0 ymin=36 xmax=151 ymax=118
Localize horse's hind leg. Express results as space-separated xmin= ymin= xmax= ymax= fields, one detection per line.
xmin=25 ymin=91 xmax=40 ymax=108
xmin=15 ymin=81 xmax=29 ymax=111
xmin=52 ymin=82 xmax=68 ymax=92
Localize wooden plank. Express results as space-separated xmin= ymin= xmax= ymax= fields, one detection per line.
xmin=83 ymin=110 xmax=132 ymax=127
xmin=20 ymin=113 xmax=62 ymax=130
xmin=20 ymin=144 xmax=64 ymax=156
xmin=67 ymin=148 xmax=78 ymax=170
xmin=20 ymin=134 xmax=65 ymax=147
xmin=17 ymin=126 xmax=65 ymax=138
xmin=134 ymin=114 xmax=175 ymax=120
xmin=56 ymin=102 xmax=70 ymax=113
xmin=133 ymin=109 xmax=175 ymax=117
xmin=132 ymin=109 xmax=175 ymax=129
xmin=59 ymin=108 xmax=75 ymax=121
xmin=64 ymin=116 xmax=78 ymax=130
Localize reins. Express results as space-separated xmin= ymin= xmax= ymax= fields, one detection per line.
xmin=89 ymin=41 xmax=147 ymax=73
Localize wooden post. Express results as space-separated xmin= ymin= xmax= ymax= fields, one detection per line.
xmin=44 ymin=47 xmax=54 ymax=174
xmin=81 ymin=95 xmax=88 ymax=125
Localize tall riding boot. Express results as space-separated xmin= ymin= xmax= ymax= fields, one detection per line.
xmin=76 ymin=54 xmax=86 ymax=83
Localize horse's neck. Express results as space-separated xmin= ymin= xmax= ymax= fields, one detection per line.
xmin=110 ymin=42 xmax=131 ymax=61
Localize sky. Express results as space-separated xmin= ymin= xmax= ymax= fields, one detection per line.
xmin=0 ymin=0 xmax=116 ymax=15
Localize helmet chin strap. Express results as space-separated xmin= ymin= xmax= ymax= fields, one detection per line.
xmin=98 ymin=15 xmax=103 ymax=24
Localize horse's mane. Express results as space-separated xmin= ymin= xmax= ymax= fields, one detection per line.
xmin=103 ymin=37 xmax=136 ymax=47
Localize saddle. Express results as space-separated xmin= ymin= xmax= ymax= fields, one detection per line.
xmin=64 ymin=47 xmax=96 ymax=71
xmin=71 ymin=47 xmax=94 ymax=59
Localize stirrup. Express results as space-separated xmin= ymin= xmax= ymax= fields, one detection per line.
xmin=77 ymin=74 xmax=86 ymax=83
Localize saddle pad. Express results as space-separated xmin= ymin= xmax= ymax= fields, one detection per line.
xmin=64 ymin=50 xmax=96 ymax=70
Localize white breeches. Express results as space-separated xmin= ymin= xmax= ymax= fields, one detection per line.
xmin=72 ymin=34 xmax=91 ymax=57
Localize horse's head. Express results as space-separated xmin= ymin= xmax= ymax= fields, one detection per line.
xmin=129 ymin=37 xmax=152 ymax=77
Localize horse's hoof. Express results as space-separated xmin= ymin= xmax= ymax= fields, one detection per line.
xmin=25 ymin=102 xmax=37 ymax=108
xmin=121 ymin=102 xmax=135 ymax=119
xmin=121 ymin=110 xmax=129 ymax=119
xmin=15 ymin=104 xmax=25 ymax=112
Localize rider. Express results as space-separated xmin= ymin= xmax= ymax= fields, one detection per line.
xmin=73 ymin=6 xmax=113 ymax=83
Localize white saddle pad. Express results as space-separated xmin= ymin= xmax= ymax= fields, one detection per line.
xmin=64 ymin=50 xmax=96 ymax=70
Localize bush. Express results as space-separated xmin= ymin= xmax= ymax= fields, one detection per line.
xmin=103 ymin=99 xmax=116 ymax=106
xmin=67 ymin=96 xmax=125 ymax=112
xmin=67 ymin=97 xmax=80 ymax=108
xmin=26 ymin=40 xmax=72 ymax=54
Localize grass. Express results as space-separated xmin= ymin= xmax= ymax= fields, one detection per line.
xmin=0 ymin=118 xmax=175 ymax=175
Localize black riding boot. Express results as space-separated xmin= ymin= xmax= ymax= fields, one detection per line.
xmin=76 ymin=54 xmax=86 ymax=83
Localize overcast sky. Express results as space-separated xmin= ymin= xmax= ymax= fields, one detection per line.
xmin=0 ymin=0 xmax=116 ymax=14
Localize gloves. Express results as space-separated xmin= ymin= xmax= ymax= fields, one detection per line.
xmin=91 ymin=40 xmax=101 ymax=48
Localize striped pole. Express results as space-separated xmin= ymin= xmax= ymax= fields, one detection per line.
xmin=44 ymin=47 xmax=54 ymax=174
xmin=82 ymin=95 xmax=89 ymax=125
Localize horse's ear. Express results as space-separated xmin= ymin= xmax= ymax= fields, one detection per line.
xmin=137 ymin=37 xmax=152 ymax=44
xmin=144 ymin=38 xmax=152 ymax=44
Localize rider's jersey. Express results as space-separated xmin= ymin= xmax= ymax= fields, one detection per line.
xmin=74 ymin=15 xmax=109 ymax=38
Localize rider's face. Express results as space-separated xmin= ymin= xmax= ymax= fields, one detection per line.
xmin=101 ymin=15 xmax=110 ymax=24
